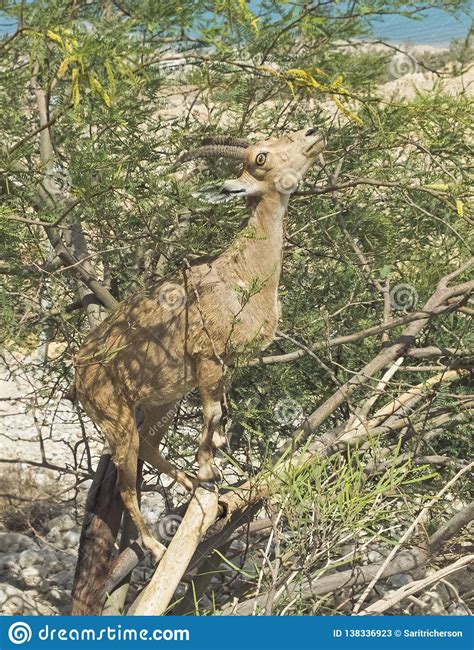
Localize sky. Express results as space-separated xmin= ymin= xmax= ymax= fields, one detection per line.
xmin=0 ymin=5 xmax=471 ymax=46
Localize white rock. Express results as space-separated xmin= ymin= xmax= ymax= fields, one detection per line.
xmin=0 ymin=532 xmax=38 ymax=553
xmin=448 ymin=603 xmax=470 ymax=616
xmin=56 ymin=551 xmax=76 ymax=566
xmin=48 ymin=588 xmax=66 ymax=602
xmin=19 ymin=549 xmax=45 ymax=568
xmin=63 ymin=531 xmax=80 ymax=548
xmin=0 ymin=554 xmax=19 ymax=571
xmin=46 ymin=514 xmax=76 ymax=532
xmin=40 ymin=549 xmax=61 ymax=565
xmin=368 ymin=550 xmax=385 ymax=563
xmin=387 ymin=573 xmax=413 ymax=588
xmin=46 ymin=529 xmax=61 ymax=543
xmin=1 ymin=595 xmax=25 ymax=615
xmin=41 ymin=557 xmax=64 ymax=573
xmin=420 ymin=590 xmax=447 ymax=616
xmin=0 ymin=583 xmax=47 ymax=615
xmin=52 ymin=570 xmax=73 ymax=589
xmin=21 ymin=566 xmax=44 ymax=588
xmin=450 ymin=567 xmax=473 ymax=594
xmin=230 ymin=538 xmax=247 ymax=551
xmin=142 ymin=493 xmax=165 ymax=526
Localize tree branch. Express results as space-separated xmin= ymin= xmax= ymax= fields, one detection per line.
xmin=248 ymin=299 xmax=472 ymax=367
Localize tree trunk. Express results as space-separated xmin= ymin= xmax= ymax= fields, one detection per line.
xmin=70 ymin=450 xmax=124 ymax=615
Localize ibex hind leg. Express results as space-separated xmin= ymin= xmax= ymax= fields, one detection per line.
xmin=106 ymin=416 xmax=166 ymax=562
xmin=137 ymin=402 xmax=199 ymax=493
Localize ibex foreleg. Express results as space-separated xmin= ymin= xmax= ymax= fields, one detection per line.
xmin=196 ymin=362 xmax=225 ymax=484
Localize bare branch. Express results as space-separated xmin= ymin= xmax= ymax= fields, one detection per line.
xmin=352 ymin=462 xmax=473 ymax=613
xmin=129 ymin=487 xmax=219 ymax=616
xmin=248 ymin=300 xmax=471 ymax=367
xmin=429 ymin=502 xmax=474 ymax=555
xmin=358 ymin=555 xmax=474 ymax=615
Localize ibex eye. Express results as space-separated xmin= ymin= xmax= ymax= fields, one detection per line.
xmin=255 ymin=152 xmax=267 ymax=166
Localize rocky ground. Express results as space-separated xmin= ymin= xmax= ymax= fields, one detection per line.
xmin=0 ymin=525 xmax=78 ymax=615
xmin=0 ymin=517 xmax=471 ymax=616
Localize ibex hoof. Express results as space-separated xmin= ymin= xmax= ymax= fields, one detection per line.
xmin=198 ymin=480 xmax=219 ymax=493
xmin=143 ymin=537 xmax=166 ymax=563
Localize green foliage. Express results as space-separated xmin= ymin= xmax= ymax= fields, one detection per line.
xmin=276 ymin=441 xmax=437 ymax=558
xmin=0 ymin=0 xmax=472 ymax=613
xmin=1 ymin=0 xmax=471 ymax=401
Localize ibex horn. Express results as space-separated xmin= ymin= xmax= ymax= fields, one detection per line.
xmin=177 ymin=144 xmax=247 ymax=164
xmin=200 ymin=136 xmax=249 ymax=148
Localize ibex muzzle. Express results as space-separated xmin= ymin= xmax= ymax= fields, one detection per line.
xmin=74 ymin=127 xmax=326 ymax=560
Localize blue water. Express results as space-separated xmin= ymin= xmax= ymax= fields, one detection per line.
xmin=0 ymin=5 xmax=471 ymax=45
xmin=370 ymin=7 xmax=471 ymax=46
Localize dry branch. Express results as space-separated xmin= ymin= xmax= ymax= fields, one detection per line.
xmin=429 ymin=502 xmax=474 ymax=555
xmin=341 ymin=368 xmax=466 ymax=443
xmin=228 ymin=549 xmax=427 ymax=615
xmin=247 ymin=304 xmax=471 ymax=367
xmin=352 ymin=462 xmax=473 ymax=613
xmin=358 ymin=555 xmax=474 ymax=615
xmin=128 ymin=487 xmax=219 ymax=616
xmin=227 ymin=495 xmax=474 ymax=614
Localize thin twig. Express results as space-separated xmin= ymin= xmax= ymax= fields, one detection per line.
xmin=352 ymin=462 xmax=473 ymax=613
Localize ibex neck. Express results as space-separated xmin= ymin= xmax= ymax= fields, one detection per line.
xmin=248 ymin=193 xmax=289 ymax=240
xmin=225 ymin=192 xmax=288 ymax=287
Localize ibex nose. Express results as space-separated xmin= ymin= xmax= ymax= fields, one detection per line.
xmin=305 ymin=128 xmax=317 ymax=136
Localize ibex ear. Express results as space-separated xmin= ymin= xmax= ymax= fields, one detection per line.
xmin=203 ymin=178 xmax=259 ymax=204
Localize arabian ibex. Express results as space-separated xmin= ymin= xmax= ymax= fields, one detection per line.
xmin=74 ymin=127 xmax=325 ymax=559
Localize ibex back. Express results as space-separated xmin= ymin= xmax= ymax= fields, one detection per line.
xmin=74 ymin=127 xmax=326 ymax=559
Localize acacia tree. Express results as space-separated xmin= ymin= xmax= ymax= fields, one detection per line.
xmin=0 ymin=0 xmax=472 ymax=616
